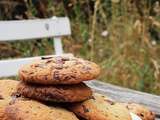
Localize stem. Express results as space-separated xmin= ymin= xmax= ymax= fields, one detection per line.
xmin=90 ymin=0 xmax=100 ymax=60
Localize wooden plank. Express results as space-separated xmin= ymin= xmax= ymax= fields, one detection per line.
xmin=0 ymin=17 xmax=71 ymax=41
xmin=86 ymin=80 xmax=160 ymax=118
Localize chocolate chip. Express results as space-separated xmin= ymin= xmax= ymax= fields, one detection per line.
xmin=45 ymin=59 xmax=55 ymax=64
xmin=139 ymin=113 xmax=144 ymax=117
xmin=63 ymin=76 xmax=70 ymax=80
xmin=126 ymin=105 xmax=129 ymax=109
xmin=11 ymin=92 xmax=21 ymax=98
xmin=21 ymin=70 xmax=27 ymax=73
xmin=62 ymin=57 xmax=70 ymax=61
xmin=53 ymin=71 xmax=60 ymax=80
xmin=41 ymin=56 xmax=53 ymax=60
xmin=82 ymin=105 xmax=89 ymax=113
xmin=28 ymin=72 xmax=34 ymax=75
xmin=0 ymin=94 xmax=4 ymax=99
xmin=9 ymin=93 xmax=22 ymax=105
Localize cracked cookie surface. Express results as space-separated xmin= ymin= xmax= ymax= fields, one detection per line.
xmin=19 ymin=56 xmax=100 ymax=85
xmin=0 ymin=80 xmax=19 ymax=120
xmin=69 ymin=93 xmax=132 ymax=120
xmin=5 ymin=99 xmax=79 ymax=120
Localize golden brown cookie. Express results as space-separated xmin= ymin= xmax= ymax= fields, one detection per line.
xmin=69 ymin=93 xmax=132 ymax=120
xmin=0 ymin=98 xmax=11 ymax=120
xmin=19 ymin=56 xmax=100 ymax=85
xmin=0 ymin=80 xmax=19 ymax=99
xmin=0 ymin=80 xmax=19 ymax=120
xmin=17 ymin=82 xmax=92 ymax=102
xmin=121 ymin=103 xmax=155 ymax=120
xmin=5 ymin=99 xmax=79 ymax=120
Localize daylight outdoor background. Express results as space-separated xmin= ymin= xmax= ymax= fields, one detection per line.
xmin=0 ymin=0 xmax=160 ymax=95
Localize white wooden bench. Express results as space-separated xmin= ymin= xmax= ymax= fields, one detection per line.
xmin=0 ymin=17 xmax=160 ymax=120
xmin=0 ymin=17 xmax=71 ymax=77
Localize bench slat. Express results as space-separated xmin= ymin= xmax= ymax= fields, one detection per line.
xmin=0 ymin=56 xmax=45 ymax=77
xmin=86 ymin=80 xmax=160 ymax=118
xmin=0 ymin=17 xmax=71 ymax=41
xmin=0 ymin=54 xmax=73 ymax=77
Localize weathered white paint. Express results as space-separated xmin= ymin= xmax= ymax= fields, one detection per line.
xmin=0 ymin=17 xmax=71 ymax=77
xmin=53 ymin=37 xmax=63 ymax=55
xmin=0 ymin=57 xmax=40 ymax=77
xmin=0 ymin=17 xmax=71 ymax=41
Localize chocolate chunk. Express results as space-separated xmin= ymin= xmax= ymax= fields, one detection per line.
xmin=45 ymin=59 xmax=55 ymax=64
xmin=140 ymin=113 xmax=144 ymax=117
xmin=61 ymin=57 xmax=70 ymax=61
xmin=53 ymin=71 xmax=60 ymax=80
xmin=64 ymin=76 xmax=71 ymax=80
xmin=11 ymin=92 xmax=21 ymax=98
xmin=82 ymin=105 xmax=89 ymax=113
xmin=21 ymin=70 xmax=28 ymax=73
xmin=0 ymin=94 xmax=4 ymax=99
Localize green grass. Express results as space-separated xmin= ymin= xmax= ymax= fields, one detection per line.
xmin=0 ymin=0 xmax=160 ymax=95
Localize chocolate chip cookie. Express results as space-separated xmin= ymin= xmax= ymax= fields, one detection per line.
xmin=0 ymin=80 xmax=19 ymax=98
xmin=17 ymin=82 xmax=92 ymax=102
xmin=5 ymin=99 xmax=79 ymax=120
xmin=0 ymin=80 xmax=19 ymax=120
xmin=121 ymin=103 xmax=155 ymax=120
xmin=69 ymin=93 xmax=132 ymax=120
xmin=0 ymin=98 xmax=11 ymax=120
xmin=19 ymin=56 xmax=100 ymax=85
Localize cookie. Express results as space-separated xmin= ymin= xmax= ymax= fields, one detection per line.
xmin=0 ymin=80 xmax=19 ymax=120
xmin=121 ymin=103 xmax=155 ymax=120
xmin=0 ymin=98 xmax=11 ymax=120
xmin=69 ymin=93 xmax=132 ymax=120
xmin=19 ymin=56 xmax=100 ymax=85
xmin=5 ymin=99 xmax=79 ymax=120
xmin=0 ymin=80 xmax=19 ymax=98
xmin=17 ymin=82 xmax=92 ymax=102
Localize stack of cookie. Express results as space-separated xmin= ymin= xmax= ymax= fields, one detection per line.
xmin=0 ymin=80 xmax=79 ymax=120
xmin=0 ymin=54 xmax=156 ymax=120
xmin=17 ymin=56 xmax=100 ymax=103
xmin=0 ymin=80 xmax=155 ymax=120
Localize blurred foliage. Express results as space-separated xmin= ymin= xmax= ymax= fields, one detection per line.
xmin=0 ymin=0 xmax=160 ymax=95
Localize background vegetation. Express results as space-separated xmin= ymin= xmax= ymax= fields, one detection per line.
xmin=0 ymin=0 xmax=160 ymax=95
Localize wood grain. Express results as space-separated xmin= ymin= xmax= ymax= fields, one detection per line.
xmin=86 ymin=80 xmax=160 ymax=119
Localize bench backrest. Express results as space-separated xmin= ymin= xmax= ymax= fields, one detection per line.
xmin=0 ymin=17 xmax=71 ymax=77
